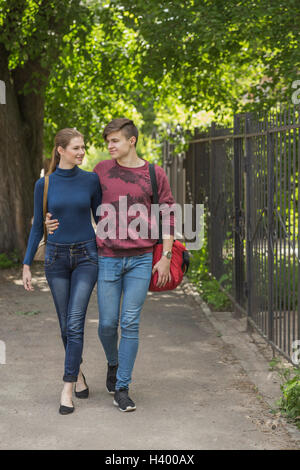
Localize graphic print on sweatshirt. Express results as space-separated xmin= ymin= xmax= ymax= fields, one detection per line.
xmin=93 ymin=159 xmax=175 ymax=257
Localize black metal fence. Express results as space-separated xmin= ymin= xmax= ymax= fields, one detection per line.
xmin=163 ymin=109 xmax=300 ymax=364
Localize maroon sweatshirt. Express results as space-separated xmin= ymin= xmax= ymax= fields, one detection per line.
xmin=93 ymin=159 xmax=175 ymax=257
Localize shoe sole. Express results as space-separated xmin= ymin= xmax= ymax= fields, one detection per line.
xmin=113 ymin=400 xmax=136 ymax=412
xmin=107 ymin=387 xmax=115 ymax=395
xmin=59 ymin=408 xmax=74 ymax=415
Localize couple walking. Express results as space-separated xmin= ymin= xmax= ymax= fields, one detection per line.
xmin=22 ymin=118 xmax=175 ymax=415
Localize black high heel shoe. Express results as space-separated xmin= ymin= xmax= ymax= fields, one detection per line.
xmin=75 ymin=372 xmax=89 ymax=399
xmin=59 ymin=402 xmax=75 ymax=415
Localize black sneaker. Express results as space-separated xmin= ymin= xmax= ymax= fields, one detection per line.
xmin=106 ymin=363 xmax=118 ymax=394
xmin=114 ymin=388 xmax=136 ymax=412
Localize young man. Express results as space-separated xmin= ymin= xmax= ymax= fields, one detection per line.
xmin=93 ymin=118 xmax=175 ymax=412
xmin=46 ymin=118 xmax=175 ymax=412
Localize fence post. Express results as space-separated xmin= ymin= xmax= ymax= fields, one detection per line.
xmin=209 ymin=122 xmax=222 ymax=279
xmin=210 ymin=122 xmax=227 ymax=280
xmin=298 ymin=123 xmax=300 ymax=349
xmin=245 ymin=113 xmax=254 ymax=321
xmin=233 ymin=114 xmax=245 ymax=312
xmin=267 ymin=118 xmax=275 ymax=343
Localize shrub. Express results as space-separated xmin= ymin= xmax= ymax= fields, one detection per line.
xmin=270 ymin=358 xmax=300 ymax=429
xmin=0 ymin=251 xmax=20 ymax=269
xmin=186 ymin=237 xmax=232 ymax=311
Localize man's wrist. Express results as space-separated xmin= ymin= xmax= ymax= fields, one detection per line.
xmin=162 ymin=250 xmax=172 ymax=260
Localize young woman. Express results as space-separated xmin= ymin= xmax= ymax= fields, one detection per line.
xmin=22 ymin=128 xmax=102 ymax=415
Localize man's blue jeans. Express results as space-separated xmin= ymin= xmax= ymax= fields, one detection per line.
xmin=97 ymin=253 xmax=153 ymax=390
xmin=45 ymin=239 xmax=98 ymax=382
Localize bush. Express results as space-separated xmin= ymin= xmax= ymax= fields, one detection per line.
xmin=278 ymin=370 xmax=300 ymax=428
xmin=0 ymin=251 xmax=20 ymax=269
xmin=270 ymin=358 xmax=300 ymax=429
xmin=186 ymin=237 xmax=232 ymax=311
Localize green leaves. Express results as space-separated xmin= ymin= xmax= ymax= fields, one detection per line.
xmin=271 ymin=360 xmax=300 ymax=428
xmin=110 ymin=0 xmax=300 ymax=115
xmin=186 ymin=236 xmax=232 ymax=311
xmin=3 ymin=0 xmax=300 ymax=159
xmin=0 ymin=251 xmax=19 ymax=268
xmin=0 ymin=0 xmax=94 ymax=84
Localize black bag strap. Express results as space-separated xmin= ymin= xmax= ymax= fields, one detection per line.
xmin=149 ymin=163 xmax=158 ymax=204
xmin=149 ymin=163 xmax=162 ymax=243
xmin=182 ymin=250 xmax=190 ymax=273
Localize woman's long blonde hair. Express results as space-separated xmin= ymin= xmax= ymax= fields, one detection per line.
xmin=47 ymin=128 xmax=84 ymax=175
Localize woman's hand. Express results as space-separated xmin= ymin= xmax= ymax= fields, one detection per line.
xmin=23 ymin=265 xmax=34 ymax=291
xmin=45 ymin=212 xmax=59 ymax=234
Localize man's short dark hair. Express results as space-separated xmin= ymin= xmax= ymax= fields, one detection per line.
xmin=103 ymin=118 xmax=139 ymax=146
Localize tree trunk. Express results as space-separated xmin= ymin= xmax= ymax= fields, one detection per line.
xmin=0 ymin=45 xmax=47 ymax=258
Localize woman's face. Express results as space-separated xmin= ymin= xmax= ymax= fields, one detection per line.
xmin=58 ymin=136 xmax=85 ymax=166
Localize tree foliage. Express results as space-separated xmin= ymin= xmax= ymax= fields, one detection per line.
xmin=3 ymin=0 xmax=299 ymax=152
xmin=0 ymin=0 xmax=93 ymax=88
xmin=2 ymin=0 xmax=300 ymax=155
xmin=1 ymin=0 xmax=300 ymax=255
xmin=43 ymin=0 xmax=300 ymax=155
xmin=112 ymin=0 xmax=300 ymax=106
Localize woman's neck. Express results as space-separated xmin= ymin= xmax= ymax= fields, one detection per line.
xmin=58 ymin=162 xmax=76 ymax=170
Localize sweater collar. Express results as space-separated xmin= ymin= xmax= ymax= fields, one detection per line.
xmin=54 ymin=165 xmax=79 ymax=177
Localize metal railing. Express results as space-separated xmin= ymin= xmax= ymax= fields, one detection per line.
xmin=163 ymin=109 xmax=300 ymax=364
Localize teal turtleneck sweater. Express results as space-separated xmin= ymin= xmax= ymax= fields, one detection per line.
xmin=23 ymin=165 xmax=102 ymax=265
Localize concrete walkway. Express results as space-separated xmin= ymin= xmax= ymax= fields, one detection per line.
xmin=0 ymin=265 xmax=299 ymax=450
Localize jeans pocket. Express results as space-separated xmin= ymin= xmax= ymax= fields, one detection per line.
xmin=44 ymin=246 xmax=57 ymax=267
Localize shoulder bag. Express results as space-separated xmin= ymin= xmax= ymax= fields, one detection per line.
xmin=148 ymin=163 xmax=189 ymax=291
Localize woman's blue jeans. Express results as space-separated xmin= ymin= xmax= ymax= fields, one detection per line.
xmin=97 ymin=253 xmax=153 ymax=390
xmin=45 ymin=239 xmax=98 ymax=382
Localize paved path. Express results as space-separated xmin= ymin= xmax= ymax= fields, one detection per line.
xmin=0 ymin=265 xmax=299 ymax=450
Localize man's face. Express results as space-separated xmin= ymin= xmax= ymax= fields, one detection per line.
xmin=106 ymin=130 xmax=135 ymax=159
